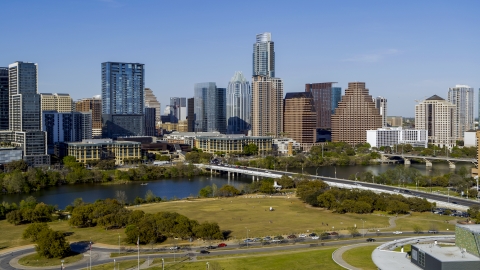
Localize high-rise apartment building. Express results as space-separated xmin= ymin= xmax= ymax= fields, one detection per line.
xmin=0 ymin=67 xmax=8 ymax=130
xmin=305 ymin=82 xmax=337 ymax=129
xmin=194 ymin=83 xmax=226 ymax=133
xmin=227 ymin=71 xmax=251 ymax=134
xmin=170 ymin=97 xmax=187 ymax=123
xmin=144 ymin=88 xmax=161 ymax=125
xmin=253 ymin=32 xmax=275 ymax=77
xmin=75 ymin=96 xmax=102 ymax=138
xmin=374 ymin=96 xmax=388 ymax=127
xmin=2 ymin=61 xmax=49 ymax=166
xmin=251 ymin=76 xmax=283 ymax=137
xmin=331 ymin=82 xmax=382 ymax=145
xmin=101 ymin=62 xmax=145 ymax=138
xmin=331 ymin=87 xmax=342 ymax=115
xmin=448 ymin=85 xmax=474 ymax=140
xmin=42 ymin=111 xmax=92 ymax=154
xmin=283 ymin=92 xmax=316 ymax=143
xmin=187 ymin=98 xmax=195 ymax=132
xmin=40 ymin=93 xmax=73 ymax=112
xmin=415 ymin=95 xmax=458 ymax=147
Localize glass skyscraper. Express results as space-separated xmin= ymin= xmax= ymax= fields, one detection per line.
xmin=0 ymin=67 xmax=8 ymax=130
xmin=101 ymin=62 xmax=145 ymax=138
xmin=227 ymin=71 xmax=251 ymax=134
xmin=194 ymin=82 xmax=226 ymax=133
xmin=253 ymin=32 xmax=275 ymax=77
xmin=331 ymin=87 xmax=342 ymax=115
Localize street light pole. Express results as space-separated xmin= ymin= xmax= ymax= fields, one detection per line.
xmin=245 ymin=227 xmax=249 ymax=248
xmin=114 ymin=259 xmax=115 ymax=270
xmin=355 ymin=172 xmax=359 ymax=184
xmin=118 ymin=234 xmax=120 ymax=255
xmin=316 ymin=167 xmax=319 ymax=176
xmin=361 ymin=219 xmax=365 ymax=237
xmin=335 ymin=167 xmax=337 ymax=178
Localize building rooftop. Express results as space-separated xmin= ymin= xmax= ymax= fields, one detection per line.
xmin=284 ymin=92 xmax=313 ymax=99
xmin=413 ymin=243 xmax=480 ymax=262
xmin=457 ymin=224 xmax=480 ymax=234
xmin=426 ymin=95 xmax=445 ymax=101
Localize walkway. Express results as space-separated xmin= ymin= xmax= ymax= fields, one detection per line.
xmin=332 ymin=242 xmax=381 ymax=270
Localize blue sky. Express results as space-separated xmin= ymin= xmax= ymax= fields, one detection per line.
xmin=2 ymin=0 xmax=479 ymax=116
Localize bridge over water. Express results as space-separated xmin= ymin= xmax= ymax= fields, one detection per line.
xmin=381 ymin=153 xmax=477 ymax=168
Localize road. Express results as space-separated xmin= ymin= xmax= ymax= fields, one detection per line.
xmin=0 ymin=233 xmax=454 ymax=270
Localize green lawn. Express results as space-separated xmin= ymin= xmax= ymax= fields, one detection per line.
xmin=81 ymin=259 xmax=145 ymax=270
xmin=342 ymin=245 xmax=378 ymax=270
xmin=18 ymin=252 xmax=83 ymax=267
xmin=147 ymin=247 xmax=343 ymax=270
xmin=393 ymin=212 xmax=456 ymax=232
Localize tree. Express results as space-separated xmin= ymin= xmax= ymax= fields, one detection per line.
xmin=145 ymin=190 xmax=156 ymax=203
xmin=348 ymin=227 xmax=360 ymax=237
xmin=243 ymin=144 xmax=259 ymax=156
xmin=296 ymin=180 xmax=329 ymax=202
xmin=6 ymin=210 xmax=22 ymax=225
xmin=277 ymin=175 xmax=294 ymax=189
xmin=35 ymin=228 xmax=71 ymax=258
xmin=199 ymin=185 xmax=213 ymax=197
xmin=116 ymin=191 xmax=128 ymax=206
xmin=259 ymin=180 xmax=276 ymax=194
xmin=217 ymin=185 xmax=240 ymax=197
xmin=23 ymin=223 xmax=49 ymax=242
xmin=413 ymin=225 xmax=422 ymax=234
xmin=194 ymin=222 xmax=223 ymax=240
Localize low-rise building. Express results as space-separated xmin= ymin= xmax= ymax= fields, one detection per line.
xmin=464 ymin=130 xmax=477 ymax=147
xmin=0 ymin=147 xmax=22 ymax=164
xmin=272 ymin=138 xmax=301 ymax=156
xmin=66 ymin=139 xmax=141 ymax=165
xmin=195 ymin=135 xmax=272 ymax=154
xmin=366 ymin=127 xmax=428 ymax=148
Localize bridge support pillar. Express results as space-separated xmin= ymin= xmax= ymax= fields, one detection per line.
xmin=252 ymin=175 xmax=255 ymax=182
xmin=404 ymin=158 xmax=411 ymax=166
xmin=228 ymin=171 xmax=230 ymax=180
xmin=424 ymin=159 xmax=432 ymax=167
xmin=448 ymin=161 xmax=455 ymax=169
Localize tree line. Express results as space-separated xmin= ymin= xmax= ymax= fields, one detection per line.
xmin=0 ymin=156 xmax=206 ymax=194
xmin=3 ymin=196 xmax=55 ymax=225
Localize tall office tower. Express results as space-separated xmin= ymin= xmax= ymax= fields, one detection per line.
xmin=415 ymin=95 xmax=458 ymax=147
xmin=0 ymin=67 xmax=8 ymax=130
xmin=170 ymin=97 xmax=187 ymax=123
xmin=374 ymin=96 xmax=388 ymax=127
xmin=75 ymin=96 xmax=102 ymax=138
xmin=144 ymin=107 xmax=157 ymax=136
xmin=101 ymin=62 xmax=145 ymax=138
xmin=283 ymin=92 xmax=316 ymax=143
xmin=305 ymin=82 xmax=337 ymax=129
xmin=187 ymin=97 xmax=195 ymax=132
xmin=227 ymin=71 xmax=251 ymax=134
xmin=144 ymin=88 xmax=161 ymax=125
xmin=331 ymin=82 xmax=382 ymax=145
xmin=42 ymin=111 xmax=92 ymax=154
xmin=448 ymin=85 xmax=474 ymax=140
xmin=40 ymin=93 xmax=73 ymax=112
xmin=253 ymin=32 xmax=275 ymax=77
xmin=331 ymin=87 xmax=342 ymax=115
xmin=194 ymin=82 xmax=226 ymax=133
xmin=6 ymin=61 xmax=49 ymax=166
xmin=251 ymin=76 xmax=283 ymax=137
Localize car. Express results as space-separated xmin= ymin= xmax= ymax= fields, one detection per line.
xmin=330 ymin=232 xmax=339 ymax=236
xmin=169 ymin=246 xmax=180 ymax=250
xmin=263 ymin=236 xmax=272 ymax=241
xmin=451 ymin=201 xmax=458 ymax=204
xmin=428 ymin=230 xmax=438 ymax=234
xmin=244 ymin=238 xmax=253 ymax=243
xmin=206 ymin=245 xmax=216 ymax=249
xmin=217 ymin=243 xmax=227 ymax=247
xmin=299 ymin=234 xmax=307 ymax=238
xmin=271 ymin=239 xmax=281 ymax=243
xmin=308 ymin=233 xmax=317 ymax=237
xmin=366 ymin=238 xmax=376 ymax=242
xmin=393 ymin=231 xmax=403 ymax=234
xmin=200 ymin=250 xmax=210 ymax=254
xmin=253 ymin=237 xmax=261 ymax=242
xmin=265 ymin=171 xmax=270 ymax=173
xmin=393 ymin=189 xmax=399 ymax=192
xmin=287 ymin=234 xmax=297 ymax=239
xmin=311 ymin=236 xmax=320 ymax=240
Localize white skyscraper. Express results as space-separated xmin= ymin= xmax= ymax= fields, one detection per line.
xmin=227 ymin=71 xmax=251 ymax=134
xmin=374 ymin=96 xmax=387 ymax=127
xmin=253 ymin=32 xmax=275 ymax=77
xmin=448 ymin=85 xmax=474 ymax=140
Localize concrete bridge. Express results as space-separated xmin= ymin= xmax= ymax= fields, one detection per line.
xmin=381 ymin=153 xmax=477 ymax=169
xmin=197 ymin=164 xmax=282 ymax=181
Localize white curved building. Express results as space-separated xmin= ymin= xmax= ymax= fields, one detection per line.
xmin=227 ymin=71 xmax=251 ymax=134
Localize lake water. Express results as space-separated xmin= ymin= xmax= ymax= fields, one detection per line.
xmin=0 ymin=162 xmax=473 ymax=209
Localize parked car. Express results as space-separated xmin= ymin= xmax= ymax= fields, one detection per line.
xmin=206 ymin=245 xmax=216 ymax=249
xmin=299 ymin=234 xmax=307 ymax=238
xmin=271 ymin=239 xmax=281 ymax=243
xmin=253 ymin=238 xmax=261 ymax=242
xmin=287 ymin=234 xmax=297 ymax=239
xmin=428 ymin=230 xmax=438 ymax=234
xmin=311 ymin=236 xmax=320 ymax=240
xmin=217 ymin=243 xmax=227 ymax=247
xmin=169 ymin=246 xmax=180 ymax=250
xmin=244 ymin=238 xmax=253 ymax=243
xmin=308 ymin=233 xmax=317 ymax=237
xmin=330 ymin=232 xmax=339 ymax=236
xmin=366 ymin=238 xmax=376 ymax=242
xmin=263 ymin=236 xmax=272 ymax=241
xmin=393 ymin=231 xmax=403 ymax=234
xmin=200 ymin=250 xmax=210 ymax=254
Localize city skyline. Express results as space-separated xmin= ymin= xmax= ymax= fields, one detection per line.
xmin=1 ymin=1 xmax=478 ymax=117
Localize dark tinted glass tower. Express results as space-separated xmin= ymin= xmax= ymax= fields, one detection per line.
xmin=194 ymin=83 xmax=226 ymax=133
xmin=0 ymin=67 xmax=8 ymax=130
xmin=101 ymin=62 xmax=145 ymax=138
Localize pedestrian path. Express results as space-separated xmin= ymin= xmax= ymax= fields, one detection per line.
xmin=332 ymin=242 xmax=381 ymax=270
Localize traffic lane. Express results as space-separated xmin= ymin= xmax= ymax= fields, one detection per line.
xmin=0 ymin=248 xmax=35 ymax=270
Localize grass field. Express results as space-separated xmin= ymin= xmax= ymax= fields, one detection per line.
xmin=0 ymin=196 xmax=463 ymax=251
xmin=81 ymin=259 xmax=145 ymax=270
xmin=18 ymin=252 xmax=83 ymax=267
xmin=146 ymin=247 xmax=343 ymax=270
xmin=342 ymin=245 xmax=378 ymax=270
